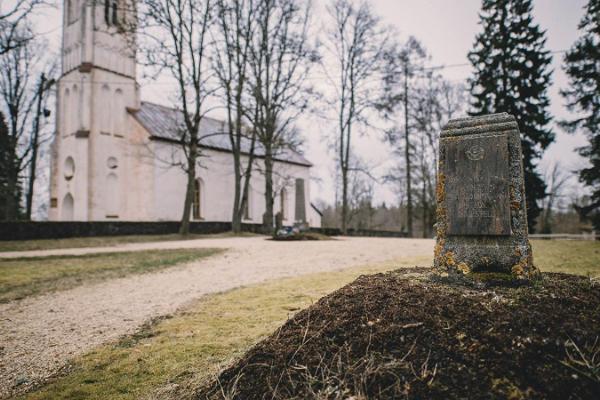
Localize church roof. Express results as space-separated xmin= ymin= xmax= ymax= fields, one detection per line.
xmin=131 ymin=101 xmax=312 ymax=167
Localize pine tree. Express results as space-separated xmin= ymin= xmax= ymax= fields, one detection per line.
xmin=0 ymin=111 xmax=22 ymax=220
xmin=468 ymin=0 xmax=554 ymax=233
xmin=561 ymin=0 xmax=600 ymax=229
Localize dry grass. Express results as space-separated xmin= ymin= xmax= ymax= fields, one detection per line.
xmin=16 ymin=240 xmax=600 ymax=400
xmin=0 ymin=248 xmax=223 ymax=303
xmin=532 ymin=239 xmax=600 ymax=277
xmin=0 ymin=232 xmax=258 ymax=253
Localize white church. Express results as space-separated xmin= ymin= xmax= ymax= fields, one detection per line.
xmin=48 ymin=0 xmax=322 ymax=227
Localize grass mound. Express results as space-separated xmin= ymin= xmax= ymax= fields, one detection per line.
xmin=199 ymin=268 xmax=600 ymax=399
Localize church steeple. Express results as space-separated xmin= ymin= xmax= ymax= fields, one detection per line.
xmin=61 ymin=0 xmax=136 ymax=78
xmin=49 ymin=0 xmax=140 ymax=221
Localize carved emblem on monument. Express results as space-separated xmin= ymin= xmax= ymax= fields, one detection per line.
xmin=465 ymin=145 xmax=485 ymax=161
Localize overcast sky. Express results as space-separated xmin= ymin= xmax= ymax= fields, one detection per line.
xmin=32 ymin=0 xmax=590 ymax=206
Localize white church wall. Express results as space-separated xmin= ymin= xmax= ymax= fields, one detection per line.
xmin=308 ymin=205 xmax=322 ymax=228
xmin=150 ymin=143 xmax=316 ymax=226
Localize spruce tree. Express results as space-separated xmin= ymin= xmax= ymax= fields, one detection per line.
xmin=0 ymin=111 xmax=21 ymax=220
xmin=561 ymin=0 xmax=600 ymax=228
xmin=468 ymin=0 xmax=554 ymax=232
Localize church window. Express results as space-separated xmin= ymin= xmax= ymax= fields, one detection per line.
xmin=280 ymin=188 xmax=287 ymax=220
xmin=100 ymin=84 xmax=111 ymax=134
xmin=64 ymin=157 xmax=75 ymax=180
xmin=107 ymin=157 xmax=118 ymax=169
xmin=112 ymin=0 xmax=119 ymax=26
xmin=62 ymin=193 xmax=74 ymax=220
xmin=67 ymin=0 xmax=75 ymax=24
xmin=71 ymin=84 xmax=79 ymax=133
xmin=105 ymin=173 xmax=119 ymax=218
xmin=113 ymin=88 xmax=124 ymax=135
xmin=193 ymin=178 xmax=203 ymax=220
xmin=244 ymin=190 xmax=251 ymax=220
xmin=63 ymin=88 xmax=70 ymax=135
xmin=104 ymin=0 xmax=110 ymax=25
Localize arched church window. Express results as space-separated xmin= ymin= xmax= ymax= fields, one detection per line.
xmin=113 ymin=88 xmax=124 ymax=135
xmin=71 ymin=84 xmax=79 ymax=133
xmin=62 ymin=193 xmax=74 ymax=220
xmin=63 ymin=88 xmax=70 ymax=135
xmin=64 ymin=157 xmax=75 ymax=180
xmin=193 ymin=178 xmax=203 ymax=220
xmin=244 ymin=189 xmax=251 ymax=220
xmin=112 ymin=0 xmax=119 ymax=26
xmin=104 ymin=0 xmax=110 ymax=25
xmin=100 ymin=84 xmax=111 ymax=134
xmin=67 ymin=0 xmax=74 ymax=24
xmin=280 ymin=188 xmax=287 ymax=220
xmin=105 ymin=173 xmax=119 ymax=218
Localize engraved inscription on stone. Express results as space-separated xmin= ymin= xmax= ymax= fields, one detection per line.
xmin=444 ymin=134 xmax=511 ymax=236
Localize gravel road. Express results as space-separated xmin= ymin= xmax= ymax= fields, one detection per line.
xmin=0 ymin=236 xmax=434 ymax=398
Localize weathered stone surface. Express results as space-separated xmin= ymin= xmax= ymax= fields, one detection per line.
xmin=445 ymin=134 xmax=511 ymax=236
xmin=434 ymin=113 xmax=537 ymax=279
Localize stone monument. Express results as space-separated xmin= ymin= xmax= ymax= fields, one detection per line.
xmin=434 ymin=113 xmax=537 ymax=279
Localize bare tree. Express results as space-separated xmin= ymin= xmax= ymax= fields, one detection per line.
xmin=379 ymin=36 xmax=427 ymax=237
xmin=248 ymin=0 xmax=317 ymax=231
xmin=0 ymin=0 xmax=47 ymax=55
xmin=0 ymin=30 xmax=54 ymax=220
xmin=324 ymin=0 xmax=389 ymax=234
xmin=213 ymin=0 xmax=258 ymax=233
xmin=136 ymin=0 xmax=215 ymax=234
xmin=384 ymin=72 xmax=465 ymax=237
xmin=540 ymin=162 xmax=571 ymax=233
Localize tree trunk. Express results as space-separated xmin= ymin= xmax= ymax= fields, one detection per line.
xmin=341 ymin=167 xmax=348 ymax=235
xmin=404 ymin=64 xmax=413 ymax=237
xmin=422 ymin=182 xmax=427 ymax=238
xmin=263 ymin=146 xmax=274 ymax=233
xmin=179 ymin=141 xmax=197 ymax=235
xmin=26 ymin=73 xmax=45 ymax=220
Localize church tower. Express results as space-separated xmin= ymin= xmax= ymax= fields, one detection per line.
xmin=49 ymin=0 xmax=140 ymax=220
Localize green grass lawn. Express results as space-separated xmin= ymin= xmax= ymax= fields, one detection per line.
xmin=15 ymin=240 xmax=600 ymax=400
xmin=0 ymin=248 xmax=223 ymax=303
xmin=0 ymin=232 xmax=258 ymax=253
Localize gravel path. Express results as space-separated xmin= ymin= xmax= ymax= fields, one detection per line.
xmin=0 ymin=236 xmax=434 ymax=398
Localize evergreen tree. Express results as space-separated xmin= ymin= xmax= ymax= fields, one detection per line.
xmin=560 ymin=0 xmax=600 ymax=229
xmin=468 ymin=0 xmax=554 ymax=232
xmin=0 ymin=111 xmax=21 ymax=220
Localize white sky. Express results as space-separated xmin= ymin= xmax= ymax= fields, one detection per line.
xmin=29 ymin=0 xmax=590 ymax=206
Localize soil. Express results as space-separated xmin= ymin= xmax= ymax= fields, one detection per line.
xmin=198 ymin=269 xmax=600 ymax=400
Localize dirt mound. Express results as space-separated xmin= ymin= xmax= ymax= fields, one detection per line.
xmin=198 ymin=268 xmax=600 ymax=399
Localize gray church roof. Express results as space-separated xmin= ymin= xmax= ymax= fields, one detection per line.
xmin=131 ymin=101 xmax=312 ymax=167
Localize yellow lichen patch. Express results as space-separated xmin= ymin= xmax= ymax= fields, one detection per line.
xmin=457 ymin=262 xmax=470 ymax=274
xmin=444 ymin=251 xmax=456 ymax=267
xmin=434 ymin=239 xmax=445 ymax=260
xmin=436 ymin=173 xmax=446 ymax=203
xmin=511 ymin=264 xmax=525 ymax=278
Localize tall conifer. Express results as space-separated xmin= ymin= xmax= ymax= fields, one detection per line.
xmin=468 ymin=0 xmax=554 ymax=232
xmin=561 ymin=0 xmax=600 ymax=227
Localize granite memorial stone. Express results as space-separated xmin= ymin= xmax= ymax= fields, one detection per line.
xmin=434 ymin=113 xmax=537 ymax=279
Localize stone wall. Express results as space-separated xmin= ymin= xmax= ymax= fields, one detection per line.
xmin=0 ymin=222 xmax=407 ymax=241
